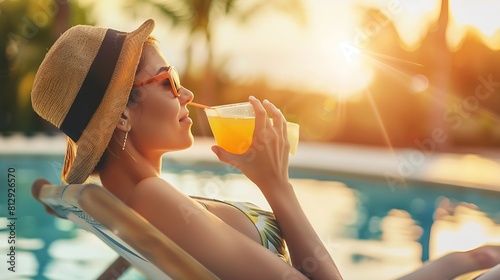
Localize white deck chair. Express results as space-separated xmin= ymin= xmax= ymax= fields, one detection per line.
xmin=32 ymin=180 xmax=219 ymax=280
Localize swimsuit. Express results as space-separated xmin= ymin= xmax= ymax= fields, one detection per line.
xmin=195 ymin=197 xmax=291 ymax=264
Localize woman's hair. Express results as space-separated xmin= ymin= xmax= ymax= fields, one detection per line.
xmin=92 ymin=36 xmax=157 ymax=174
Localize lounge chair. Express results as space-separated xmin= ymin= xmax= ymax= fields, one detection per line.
xmin=31 ymin=179 xmax=219 ymax=280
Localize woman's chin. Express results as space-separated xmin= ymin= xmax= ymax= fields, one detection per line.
xmin=174 ymin=136 xmax=195 ymax=151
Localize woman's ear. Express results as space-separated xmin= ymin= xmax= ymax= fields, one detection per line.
xmin=117 ymin=107 xmax=131 ymax=132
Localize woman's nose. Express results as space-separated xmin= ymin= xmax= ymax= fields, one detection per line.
xmin=178 ymin=87 xmax=194 ymax=105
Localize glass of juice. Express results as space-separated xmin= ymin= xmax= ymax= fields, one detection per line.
xmin=205 ymin=102 xmax=299 ymax=155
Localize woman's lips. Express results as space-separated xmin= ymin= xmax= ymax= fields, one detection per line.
xmin=179 ymin=115 xmax=192 ymax=123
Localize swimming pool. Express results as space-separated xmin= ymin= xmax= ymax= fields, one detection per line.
xmin=1 ymin=136 xmax=500 ymax=280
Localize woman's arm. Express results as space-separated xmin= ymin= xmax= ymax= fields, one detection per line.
xmin=397 ymin=245 xmax=500 ymax=280
xmin=211 ymin=96 xmax=343 ymax=280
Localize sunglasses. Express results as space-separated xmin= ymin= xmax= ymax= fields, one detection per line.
xmin=133 ymin=66 xmax=181 ymax=97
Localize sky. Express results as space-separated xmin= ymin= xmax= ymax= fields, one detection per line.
xmin=87 ymin=0 xmax=500 ymax=98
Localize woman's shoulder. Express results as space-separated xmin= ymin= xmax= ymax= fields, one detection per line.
xmin=127 ymin=176 xmax=208 ymax=234
xmin=128 ymin=176 xmax=195 ymax=211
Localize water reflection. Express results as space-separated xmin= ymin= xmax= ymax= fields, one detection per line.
xmin=329 ymin=209 xmax=424 ymax=280
xmin=430 ymin=198 xmax=500 ymax=259
xmin=44 ymin=231 xmax=116 ymax=280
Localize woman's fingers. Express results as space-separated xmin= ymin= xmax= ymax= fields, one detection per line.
xmin=249 ymin=97 xmax=289 ymax=154
xmin=249 ymin=96 xmax=275 ymax=149
xmin=262 ymin=99 xmax=286 ymax=139
xmin=249 ymin=96 xmax=270 ymax=134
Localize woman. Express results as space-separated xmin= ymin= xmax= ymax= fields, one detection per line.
xmin=31 ymin=19 xmax=500 ymax=280
xmin=31 ymin=19 xmax=342 ymax=279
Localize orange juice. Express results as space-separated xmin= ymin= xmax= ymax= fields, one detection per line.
xmin=207 ymin=116 xmax=255 ymax=154
xmin=207 ymin=115 xmax=300 ymax=155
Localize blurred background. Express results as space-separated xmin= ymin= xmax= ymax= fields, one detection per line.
xmin=1 ymin=0 xmax=500 ymax=149
xmin=1 ymin=0 xmax=500 ymax=279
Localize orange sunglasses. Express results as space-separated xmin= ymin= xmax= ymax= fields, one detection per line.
xmin=134 ymin=66 xmax=181 ymax=98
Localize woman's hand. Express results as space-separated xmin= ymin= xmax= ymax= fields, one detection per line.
xmin=211 ymin=96 xmax=291 ymax=191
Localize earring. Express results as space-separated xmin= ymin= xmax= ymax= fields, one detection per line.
xmin=121 ymin=121 xmax=125 ymax=125
xmin=122 ymin=131 xmax=128 ymax=150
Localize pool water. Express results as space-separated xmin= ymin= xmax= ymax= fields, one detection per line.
xmin=1 ymin=153 xmax=500 ymax=280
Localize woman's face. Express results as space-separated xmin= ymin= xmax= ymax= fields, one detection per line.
xmin=126 ymin=44 xmax=194 ymax=157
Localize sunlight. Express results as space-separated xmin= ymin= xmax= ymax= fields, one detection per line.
xmin=333 ymin=1 xmax=432 ymax=98
xmin=366 ymin=89 xmax=397 ymax=160
xmin=339 ymin=42 xmax=362 ymax=65
xmin=325 ymin=42 xmax=373 ymax=99
xmin=341 ymin=45 xmax=422 ymax=95
xmin=300 ymin=1 xmax=374 ymax=99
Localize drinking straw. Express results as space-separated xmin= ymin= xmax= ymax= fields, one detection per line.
xmin=188 ymin=102 xmax=212 ymax=109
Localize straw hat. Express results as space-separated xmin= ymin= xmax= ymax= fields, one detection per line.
xmin=32 ymin=19 xmax=155 ymax=184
